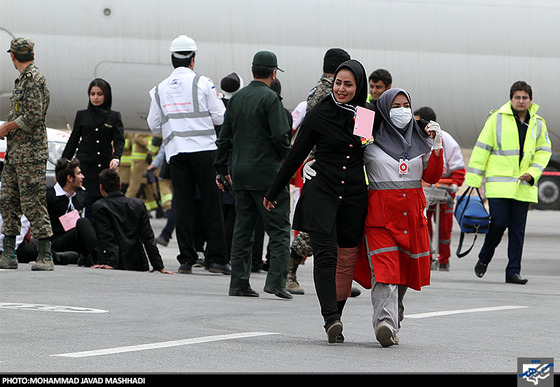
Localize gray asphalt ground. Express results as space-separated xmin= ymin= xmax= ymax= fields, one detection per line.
xmin=0 ymin=208 xmax=558 ymax=379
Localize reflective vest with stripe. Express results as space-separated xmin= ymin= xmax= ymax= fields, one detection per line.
xmin=465 ymin=102 xmax=552 ymax=203
xmin=147 ymin=67 xmax=225 ymax=162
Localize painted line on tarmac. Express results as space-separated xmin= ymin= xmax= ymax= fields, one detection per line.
xmin=0 ymin=302 xmax=108 ymax=314
xmin=51 ymin=332 xmax=279 ymax=358
xmin=406 ymin=305 xmax=528 ymax=319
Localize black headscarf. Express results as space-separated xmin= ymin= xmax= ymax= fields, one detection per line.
xmin=305 ymin=59 xmax=368 ymax=133
xmin=87 ymin=78 xmax=112 ymax=126
xmin=373 ymin=88 xmax=432 ymax=161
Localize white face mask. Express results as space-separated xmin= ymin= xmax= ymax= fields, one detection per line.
xmin=390 ymin=107 xmax=412 ymax=129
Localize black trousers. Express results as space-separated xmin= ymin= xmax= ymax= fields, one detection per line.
xmin=51 ymin=217 xmax=98 ymax=262
xmin=478 ymin=198 xmax=529 ymax=278
xmin=308 ymin=201 xmax=365 ymax=325
xmin=169 ymin=151 xmax=228 ymax=266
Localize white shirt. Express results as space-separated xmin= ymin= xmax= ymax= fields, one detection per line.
xmin=291 ymin=100 xmax=307 ymax=130
xmin=147 ymin=67 xmax=225 ymax=161
xmin=441 ymin=131 xmax=465 ymax=178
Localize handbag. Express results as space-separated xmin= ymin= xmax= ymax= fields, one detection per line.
xmin=454 ymin=186 xmax=490 ymax=258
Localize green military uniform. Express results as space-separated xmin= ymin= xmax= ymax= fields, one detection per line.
xmin=0 ymin=38 xmax=53 ymax=270
xmin=215 ymin=74 xmax=291 ymax=295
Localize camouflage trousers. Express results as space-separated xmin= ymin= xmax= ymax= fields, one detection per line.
xmin=0 ymin=161 xmax=52 ymax=239
xmin=290 ymin=231 xmax=313 ymax=257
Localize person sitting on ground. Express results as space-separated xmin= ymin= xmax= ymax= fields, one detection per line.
xmin=46 ymin=158 xmax=99 ymax=266
xmin=91 ymin=168 xmax=173 ymax=273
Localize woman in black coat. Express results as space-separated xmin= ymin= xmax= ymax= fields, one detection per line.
xmin=264 ymin=60 xmax=368 ymax=343
xmin=62 ymin=78 xmax=125 ymax=219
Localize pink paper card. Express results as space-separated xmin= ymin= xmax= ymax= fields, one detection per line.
xmin=59 ymin=210 xmax=80 ymax=231
xmin=353 ymin=106 xmax=375 ymax=145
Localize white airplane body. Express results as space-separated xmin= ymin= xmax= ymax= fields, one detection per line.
xmin=1 ymin=0 xmax=559 ymax=151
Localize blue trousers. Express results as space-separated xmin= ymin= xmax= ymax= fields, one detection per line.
xmin=478 ymin=198 xmax=529 ymax=278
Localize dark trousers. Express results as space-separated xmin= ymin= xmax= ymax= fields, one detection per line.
xmin=308 ymin=207 xmax=365 ymax=325
xmin=160 ymin=195 xmax=176 ymax=241
xmin=169 ymin=151 xmax=228 ymax=266
xmin=478 ymin=198 xmax=529 ymax=278
xmin=229 ymin=188 xmax=290 ymax=290
xmin=51 ymin=217 xmax=98 ymax=263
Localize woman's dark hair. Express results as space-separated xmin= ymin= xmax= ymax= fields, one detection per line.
xmin=87 ymin=78 xmax=112 ymax=110
xmin=510 ymin=80 xmax=532 ymax=100
xmin=55 ymin=158 xmax=80 ymax=187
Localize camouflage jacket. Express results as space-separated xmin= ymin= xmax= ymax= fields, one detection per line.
xmin=301 ymin=73 xmax=334 ymax=159
xmin=306 ymin=73 xmax=333 ymax=111
xmin=6 ymin=63 xmax=50 ymax=164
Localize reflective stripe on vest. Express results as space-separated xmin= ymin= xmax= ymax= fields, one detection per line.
xmin=154 ymin=75 xmax=213 ymax=147
xmin=369 ymin=180 xmax=423 ymax=190
xmin=368 ymin=245 xmax=431 ymax=259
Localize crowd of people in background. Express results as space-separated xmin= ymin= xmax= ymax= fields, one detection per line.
xmin=0 ymin=35 xmax=552 ymax=346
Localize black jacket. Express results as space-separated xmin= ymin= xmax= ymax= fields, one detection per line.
xmin=62 ymin=109 xmax=125 ymax=197
xmin=91 ymin=191 xmax=163 ymax=271
xmin=266 ymin=96 xmax=367 ymax=234
xmin=45 ymin=186 xmax=86 ymax=238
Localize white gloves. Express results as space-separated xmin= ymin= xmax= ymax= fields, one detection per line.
xmin=427 ymin=120 xmax=443 ymax=150
xmin=303 ymin=160 xmax=317 ymax=182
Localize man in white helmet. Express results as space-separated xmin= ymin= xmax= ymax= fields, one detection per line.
xmin=147 ymin=35 xmax=231 ymax=275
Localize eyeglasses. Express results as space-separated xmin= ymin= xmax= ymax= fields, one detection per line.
xmin=512 ymin=96 xmax=530 ymax=101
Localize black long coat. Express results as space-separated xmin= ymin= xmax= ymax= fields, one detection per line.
xmin=266 ymin=97 xmax=367 ymax=237
xmin=62 ymin=109 xmax=125 ymax=197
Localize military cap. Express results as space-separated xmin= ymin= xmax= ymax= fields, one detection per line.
xmin=252 ymin=51 xmax=284 ymax=72
xmin=7 ymin=37 xmax=34 ymax=56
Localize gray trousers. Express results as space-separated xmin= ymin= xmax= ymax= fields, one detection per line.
xmin=369 ymin=266 xmax=408 ymax=339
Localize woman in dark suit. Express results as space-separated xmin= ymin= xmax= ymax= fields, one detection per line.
xmin=62 ymin=78 xmax=125 ymax=219
xmin=264 ymin=59 xmax=368 ymax=343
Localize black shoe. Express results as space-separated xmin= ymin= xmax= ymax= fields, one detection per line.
xmin=208 ymin=263 xmax=232 ymax=275
xmin=474 ymin=260 xmax=488 ymax=278
xmin=324 ymin=320 xmax=343 ymax=344
xmin=229 ymin=287 xmax=259 ymax=297
xmin=336 ymin=333 xmax=345 ymax=343
xmin=263 ymin=284 xmax=293 ymax=299
xmin=178 ymin=262 xmax=192 ymax=274
xmin=52 ymin=251 xmax=79 ymax=265
xmin=506 ymin=274 xmax=528 ymax=284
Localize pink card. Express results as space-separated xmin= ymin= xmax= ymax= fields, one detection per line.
xmin=353 ymin=106 xmax=375 ymax=145
xmin=59 ymin=210 xmax=80 ymax=231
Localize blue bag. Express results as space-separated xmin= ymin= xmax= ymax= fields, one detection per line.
xmin=454 ymin=187 xmax=490 ymax=258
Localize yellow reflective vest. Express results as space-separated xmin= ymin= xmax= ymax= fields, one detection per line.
xmin=465 ymin=101 xmax=552 ymax=203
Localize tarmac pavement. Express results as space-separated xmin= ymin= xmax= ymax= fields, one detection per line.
xmin=0 ymin=208 xmax=558 ymax=380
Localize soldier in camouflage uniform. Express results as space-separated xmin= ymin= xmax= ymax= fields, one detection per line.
xmin=287 ymin=48 xmax=350 ymax=294
xmin=0 ymin=38 xmax=53 ymax=271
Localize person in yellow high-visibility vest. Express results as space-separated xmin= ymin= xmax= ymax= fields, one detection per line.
xmin=125 ymin=133 xmax=158 ymax=213
xmin=148 ymin=137 xmax=173 ymax=213
xmin=465 ymin=81 xmax=552 ymax=284
xmin=118 ymin=132 xmax=134 ymax=194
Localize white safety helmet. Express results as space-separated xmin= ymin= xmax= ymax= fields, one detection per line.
xmin=169 ymin=35 xmax=197 ymax=58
